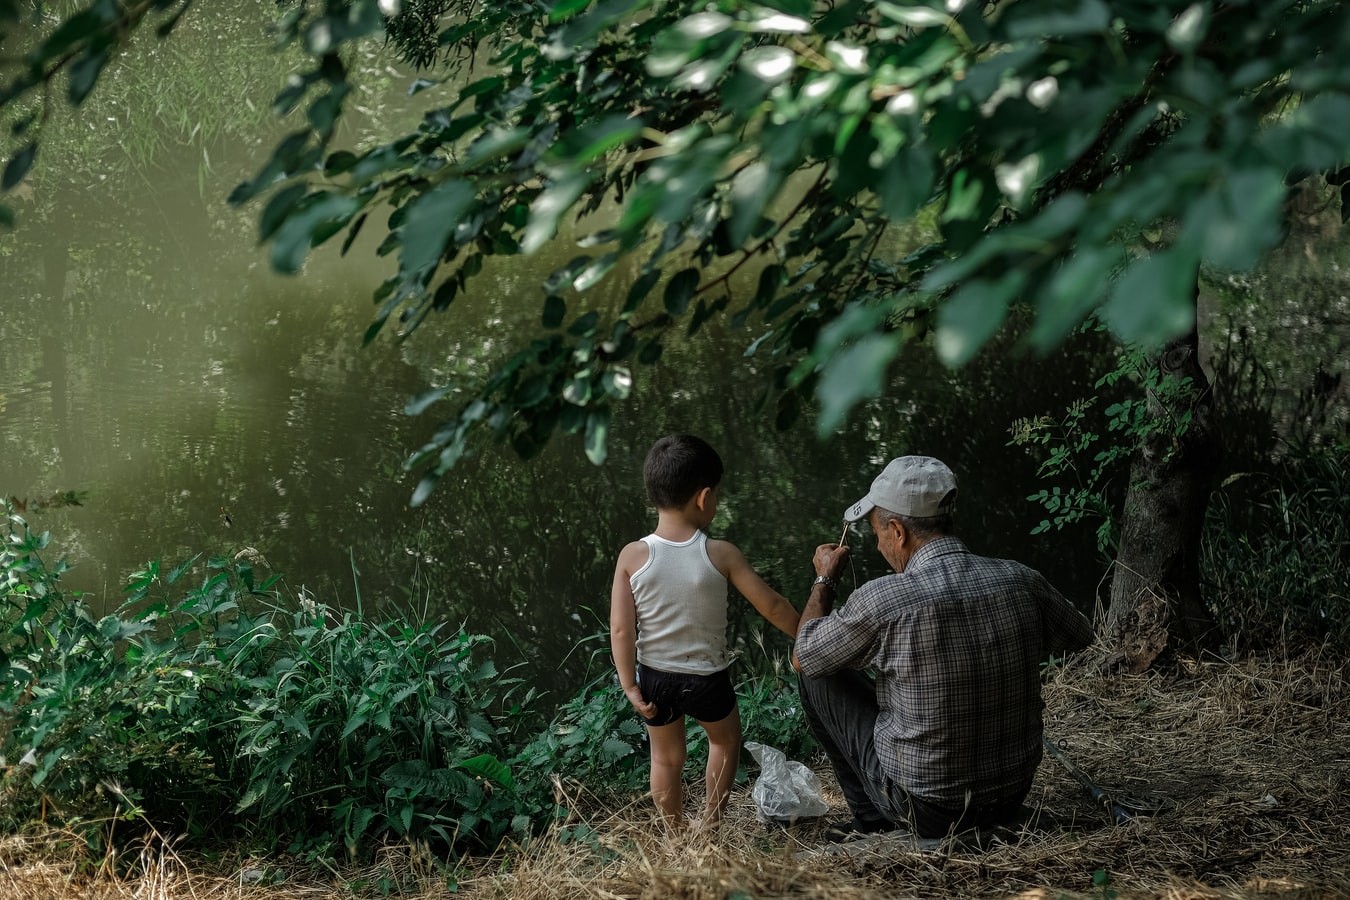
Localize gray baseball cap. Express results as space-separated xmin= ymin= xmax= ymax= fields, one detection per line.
xmin=844 ymin=456 xmax=958 ymax=522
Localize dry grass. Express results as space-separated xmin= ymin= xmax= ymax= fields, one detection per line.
xmin=4 ymin=651 xmax=1348 ymax=899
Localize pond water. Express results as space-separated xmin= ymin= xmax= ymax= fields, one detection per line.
xmin=5 ymin=5 xmax=1343 ymax=693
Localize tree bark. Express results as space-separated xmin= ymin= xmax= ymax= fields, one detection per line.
xmin=1104 ymin=300 xmax=1223 ymax=672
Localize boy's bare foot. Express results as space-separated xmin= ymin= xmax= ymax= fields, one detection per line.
xmin=689 ymin=810 xmax=723 ymax=832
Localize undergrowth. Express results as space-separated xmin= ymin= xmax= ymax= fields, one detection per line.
xmin=0 ymin=509 xmax=812 ymax=860
xmin=1202 ymin=441 xmax=1350 ymax=649
xmin=7 ymin=443 xmax=1339 ymax=862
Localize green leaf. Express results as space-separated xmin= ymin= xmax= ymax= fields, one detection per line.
xmin=270 ymin=193 xmax=363 ymax=274
xmin=816 ymin=333 xmax=901 ymax=436
xmin=555 ymin=115 xmax=643 ymax=165
xmin=877 ymin=147 xmax=935 ymax=221
xmin=2 ymin=143 xmax=37 ymax=191
xmin=663 ymin=268 xmax=699 ymax=315
xmin=1004 ymin=0 xmax=1111 ymax=38
xmin=574 ymin=253 xmax=618 ymax=292
xmin=876 ymin=4 xmax=950 ymax=28
xmin=1030 ymin=247 xmax=1115 ymax=351
xmin=0 ymin=204 xmax=13 ymax=229
xmin=728 ymin=161 xmax=781 ymax=247
xmin=935 ymin=273 xmax=1026 ymax=367
xmin=523 ymin=170 xmax=591 ymax=254
xmin=258 ymin=184 xmax=309 ymax=242
xmin=941 ymin=166 xmax=988 ymax=224
xmin=601 ymin=738 xmax=635 ymax=760
xmin=550 ymin=0 xmax=593 ymax=21
xmin=1165 ymin=4 xmax=1208 ymax=54
xmin=1101 ymin=249 xmax=1197 ymax=346
xmin=400 ymin=180 xmax=476 ymax=274
xmin=34 ymin=10 xmax=102 ymax=64
xmin=623 ymin=268 xmax=660 ymax=314
xmin=457 ymin=753 xmax=515 ymax=789
xmin=687 ymin=296 xmax=729 ymax=336
xmin=738 ymin=46 xmax=796 ymax=85
xmin=584 ymin=408 xmax=611 ymax=465
xmin=67 ymin=48 xmax=109 ymax=105
xmin=97 ymin=615 xmax=152 ymax=642
xmin=1186 ymin=168 xmax=1285 ymax=272
xmin=463 ymin=126 xmax=532 ymax=168
xmin=542 ymin=295 xmax=566 ymax=328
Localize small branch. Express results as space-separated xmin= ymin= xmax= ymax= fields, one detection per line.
xmin=694 ymin=166 xmax=828 ymax=298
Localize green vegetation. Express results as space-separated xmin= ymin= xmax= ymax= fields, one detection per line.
xmin=1202 ymin=442 xmax=1350 ymax=649
xmin=4 ymin=1 xmax=1348 ymax=470
xmin=5 ymin=438 xmax=1346 ymax=860
xmin=0 ymin=505 xmax=811 ymax=858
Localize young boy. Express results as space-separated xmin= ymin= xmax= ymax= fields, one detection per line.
xmin=610 ymin=434 xmax=801 ymax=828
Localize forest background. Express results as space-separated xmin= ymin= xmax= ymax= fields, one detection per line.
xmin=1 ymin=0 xmax=1348 ymax=897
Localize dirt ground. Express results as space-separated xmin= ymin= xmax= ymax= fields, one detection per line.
xmin=3 ymin=650 xmax=1348 ymax=899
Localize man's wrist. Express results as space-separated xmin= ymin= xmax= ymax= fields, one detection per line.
xmin=813 ymin=574 xmax=838 ymax=590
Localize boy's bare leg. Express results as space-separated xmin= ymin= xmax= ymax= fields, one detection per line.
xmin=696 ymin=707 xmax=742 ymax=827
xmin=646 ymin=720 xmax=687 ymax=826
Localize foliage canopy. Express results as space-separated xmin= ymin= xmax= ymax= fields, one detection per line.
xmin=2 ymin=0 xmax=1349 ymax=499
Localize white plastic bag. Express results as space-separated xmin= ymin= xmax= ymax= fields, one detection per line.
xmin=745 ymin=741 xmax=830 ymax=823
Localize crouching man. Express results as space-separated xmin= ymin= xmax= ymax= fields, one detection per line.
xmin=794 ymin=456 xmax=1094 ymax=839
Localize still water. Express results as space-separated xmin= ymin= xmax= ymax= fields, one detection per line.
xmin=17 ymin=3 xmax=1341 ymax=692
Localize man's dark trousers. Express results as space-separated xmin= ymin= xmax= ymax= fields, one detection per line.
xmin=797 ymin=668 xmax=1027 ymax=838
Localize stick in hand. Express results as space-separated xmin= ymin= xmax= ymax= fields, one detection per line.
xmin=838 ymin=521 xmax=850 ymax=548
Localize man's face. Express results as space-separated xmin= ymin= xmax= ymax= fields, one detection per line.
xmin=868 ymin=509 xmax=898 ymax=570
xmin=868 ymin=509 xmax=915 ymax=572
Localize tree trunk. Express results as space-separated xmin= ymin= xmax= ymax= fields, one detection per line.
xmin=1104 ymin=307 xmax=1223 ymax=672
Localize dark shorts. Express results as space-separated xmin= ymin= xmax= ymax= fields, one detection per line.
xmin=636 ymin=663 xmax=736 ymax=727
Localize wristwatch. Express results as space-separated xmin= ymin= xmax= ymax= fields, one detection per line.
xmin=813 ymin=574 xmax=837 ymax=590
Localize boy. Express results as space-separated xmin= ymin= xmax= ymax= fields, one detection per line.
xmin=610 ymin=434 xmax=801 ymax=828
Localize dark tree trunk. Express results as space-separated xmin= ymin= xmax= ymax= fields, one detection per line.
xmin=1105 ymin=296 xmax=1223 ymax=672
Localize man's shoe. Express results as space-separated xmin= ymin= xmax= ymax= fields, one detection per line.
xmin=822 ymin=817 xmax=895 ymax=842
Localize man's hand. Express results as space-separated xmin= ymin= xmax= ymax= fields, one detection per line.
xmin=623 ymin=683 xmax=656 ymax=719
xmin=815 ymin=542 xmax=849 ymax=579
xmin=795 ymin=541 xmax=852 ymax=673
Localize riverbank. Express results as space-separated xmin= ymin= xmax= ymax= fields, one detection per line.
xmin=3 ymin=650 xmax=1347 ymax=899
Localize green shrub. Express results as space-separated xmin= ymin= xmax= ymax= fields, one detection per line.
xmin=0 ymin=510 xmax=534 ymax=856
xmin=1202 ymin=442 xmax=1350 ymax=649
xmin=511 ymin=653 xmax=816 ymax=809
xmin=2 ymin=508 xmax=815 ymax=855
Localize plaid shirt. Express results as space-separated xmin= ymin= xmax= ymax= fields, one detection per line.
xmin=795 ymin=536 xmax=1094 ymax=809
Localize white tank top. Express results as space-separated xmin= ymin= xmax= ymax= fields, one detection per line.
xmin=630 ymin=530 xmax=729 ymax=674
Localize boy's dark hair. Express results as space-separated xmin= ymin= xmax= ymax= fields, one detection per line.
xmin=643 ymin=434 xmax=723 ymax=509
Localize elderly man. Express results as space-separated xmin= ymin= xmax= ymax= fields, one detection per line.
xmin=794 ymin=456 xmax=1094 ymax=839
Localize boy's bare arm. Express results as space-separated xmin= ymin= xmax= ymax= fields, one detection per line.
xmin=712 ymin=541 xmax=801 ymax=638
xmin=610 ymin=543 xmax=656 ymax=719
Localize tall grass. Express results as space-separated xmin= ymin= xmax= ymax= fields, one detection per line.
xmin=1201 ymin=441 xmax=1350 ymax=649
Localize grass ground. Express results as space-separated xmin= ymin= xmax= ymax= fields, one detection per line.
xmin=3 ymin=649 xmax=1347 ymax=899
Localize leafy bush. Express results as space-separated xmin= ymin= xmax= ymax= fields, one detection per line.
xmin=1 ymin=510 xmax=534 ymax=856
xmin=1202 ymin=442 xmax=1350 ymax=649
xmin=512 ymin=655 xmax=816 ymax=810
xmin=1 ymin=508 xmax=815 ymax=855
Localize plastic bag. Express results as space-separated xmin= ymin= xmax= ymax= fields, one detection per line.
xmin=745 ymin=741 xmax=830 ymax=823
